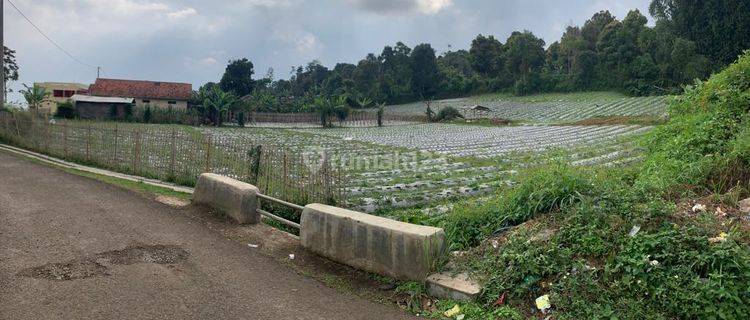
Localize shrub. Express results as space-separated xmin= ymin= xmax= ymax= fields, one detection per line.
xmin=237 ymin=112 xmax=246 ymax=127
xmin=143 ymin=106 xmax=152 ymax=123
xmin=55 ymin=101 xmax=77 ymax=119
xmin=442 ymin=164 xmax=590 ymax=249
xmin=435 ymin=106 xmax=464 ymax=122
xmin=637 ymin=50 xmax=750 ymax=193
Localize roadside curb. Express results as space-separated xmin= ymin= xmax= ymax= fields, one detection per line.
xmin=0 ymin=143 xmax=194 ymax=194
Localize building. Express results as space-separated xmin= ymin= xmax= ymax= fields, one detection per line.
xmin=89 ymin=78 xmax=192 ymax=110
xmin=71 ymin=94 xmax=135 ymax=120
xmin=34 ymin=82 xmax=90 ymax=114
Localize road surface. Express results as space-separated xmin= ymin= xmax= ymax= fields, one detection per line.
xmin=0 ymin=150 xmax=416 ymax=320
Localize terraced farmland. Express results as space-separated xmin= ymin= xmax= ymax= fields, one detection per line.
xmin=381 ymin=93 xmax=668 ymax=123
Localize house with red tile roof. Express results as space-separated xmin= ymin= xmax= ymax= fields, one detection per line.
xmin=89 ymin=78 xmax=192 ymax=111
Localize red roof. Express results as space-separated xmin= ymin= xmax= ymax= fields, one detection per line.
xmin=89 ymin=78 xmax=192 ymax=100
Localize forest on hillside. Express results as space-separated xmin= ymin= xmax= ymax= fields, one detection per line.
xmin=197 ymin=1 xmax=747 ymax=113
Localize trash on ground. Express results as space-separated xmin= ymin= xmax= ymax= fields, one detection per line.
xmin=535 ymin=294 xmax=551 ymax=312
xmin=709 ymin=232 xmax=728 ymax=243
xmin=443 ymin=304 xmax=461 ymax=317
xmin=289 ymin=254 xmax=295 ymax=260
xmin=247 ymin=244 xmax=259 ymax=248
xmin=628 ymin=225 xmax=641 ymax=237
xmin=692 ymin=204 xmax=707 ymax=212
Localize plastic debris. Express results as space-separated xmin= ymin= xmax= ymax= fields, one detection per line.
xmin=628 ymin=225 xmax=641 ymax=237
xmin=535 ymin=294 xmax=551 ymax=312
xmin=247 ymin=244 xmax=259 ymax=248
xmin=289 ymin=254 xmax=295 ymax=260
xmin=715 ymin=207 xmax=726 ymax=217
xmin=692 ymin=204 xmax=707 ymax=212
xmin=493 ymin=292 xmax=507 ymax=307
xmin=443 ymin=305 xmax=461 ymax=317
xmin=709 ymin=232 xmax=728 ymax=243
xmin=456 ymin=314 xmax=465 ymax=320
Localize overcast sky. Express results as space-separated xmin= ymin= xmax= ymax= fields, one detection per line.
xmin=4 ymin=0 xmax=652 ymax=103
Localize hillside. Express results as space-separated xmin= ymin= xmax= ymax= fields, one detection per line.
xmin=398 ymin=52 xmax=750 ymax=319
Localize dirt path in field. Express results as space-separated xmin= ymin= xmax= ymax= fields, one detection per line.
xmin=0 ymin=150 xmax=416 ymax=320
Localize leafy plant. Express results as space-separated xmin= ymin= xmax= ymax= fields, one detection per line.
xmin=20 ymin=84 xmax=49 ymax=110
xmin=55 ymin=101 xmax=77 ymax=119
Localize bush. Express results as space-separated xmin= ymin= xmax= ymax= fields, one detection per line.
xmin=637 ymin=50 xmax=750 ymax=193
xmin=142 ymin=106 xmax=152 ymax=123
xmin=442 ymin=164 xmax=591 ymax=249
xmin=435 ymin=106 xmax=464 ymax=122
xmin=237 ymin=112 xmax=246 ymax=127
xmin=513 ymin=72 xmax=545 ymax=96
xmin=435 ymin=52 xmax=750 ymax=319
xmin=55 ymin=102 xmax=77 ymax=119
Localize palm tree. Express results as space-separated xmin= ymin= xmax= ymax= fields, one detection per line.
xmin=203 ymin=86 xmax=238 ymax=126
xmin=20 ymin=84 xmax=49 ymax=110
xmin=314 ymin=97 xmax=336 ymax=127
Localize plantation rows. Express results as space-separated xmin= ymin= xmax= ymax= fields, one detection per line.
xmin=384 ymin=95 xmax=667 ymax=123
xmin=202 ymin=123 xmax=650 ymax=212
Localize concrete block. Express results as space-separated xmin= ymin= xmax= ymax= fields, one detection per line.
xmin=300 ymin=203 xmax=445 ymax=281
xmin=193 ymin=173 xmax=260 ymax=224
xmin=426 ymin=272 xmax=481 ymax=301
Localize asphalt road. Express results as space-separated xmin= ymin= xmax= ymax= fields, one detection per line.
xmin=0 ymin=151 xmax=416 ymax=320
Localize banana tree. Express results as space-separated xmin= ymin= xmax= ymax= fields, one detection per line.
xmin=202 ymin=86 xmax=238 ymax=126
xmin=20 ymin=84 xmax=49 ymax=110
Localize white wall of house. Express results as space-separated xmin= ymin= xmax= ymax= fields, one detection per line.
xmin=134 ymin=98 xmax=187 ymax=111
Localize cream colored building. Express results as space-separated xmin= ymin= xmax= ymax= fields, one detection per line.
xmin=34 ymin=82 xmax=90 ymax=114
xmin=89 ymin=78 xmax=191 ymax=111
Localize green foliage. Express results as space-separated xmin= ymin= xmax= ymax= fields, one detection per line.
xmin=436 ymin=53 xmax=750 ymax=319
xmin=197 ymin=3 xmax=743 ymax=112
xmin=219 ymin=58 xmax=255 ymax=96
xmin=202 ymin=86 xmax=239 ymax=126
xmin=20 ymin=84 xmax=49 ymax=110
xmin=143 ymin=106 xmax=152 ymax=123
xmin=376 ymin=103 xmax=385 ymax=127
xmin=313 ymin=97 xmax=336 ymax=127
xmin=435 ymin=106 xmax=464 ymax=122
xmin=237 ymin=112 xmax=246 ymax=127
xmin=649 ymin=0 xmax=750 ymax=67
xmin=637 ymin=51 xmax=750 ymax=192
xmin=54 ymin=101 xmax=77 ymax=119
xmin=442 ymin=164 xmax=590 ymax=249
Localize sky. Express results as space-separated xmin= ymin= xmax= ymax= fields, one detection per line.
xmin=4 ymin=0 xmax=653 ymax=104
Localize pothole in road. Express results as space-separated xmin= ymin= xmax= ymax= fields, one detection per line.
xmin=17 ymin=260 xmax=107 ymax=281
xmin=96 ymin=245 xmax=189 ymax=265
xmin=18 ymin=245 xmax=189 ymax=281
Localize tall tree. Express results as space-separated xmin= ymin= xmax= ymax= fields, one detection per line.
xmin=649 ymin=0 xmax=750 ymax=67
xmin=410 ymin=43 xmax=441 ymax=99
xmin=504 ymin=31 xmax=546 ymax=78
xmin=3 ymin=46 xmax=19 ymax=99
xmin=581 ymin=11 xmax=616 ymax=49
xmin=469 ymin=34 xmax=504 ymax=77
xmin=219 ymin=58 xmax=255 ymax=97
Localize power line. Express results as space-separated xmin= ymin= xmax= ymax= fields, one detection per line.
xmin=6 ymin=0 xmax=98 ymax=69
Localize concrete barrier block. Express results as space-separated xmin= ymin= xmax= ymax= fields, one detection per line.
xmin=193 ymin=173 xmax=260 ymax=224
xmin=300 ymin=203 xmax=445 ymax=281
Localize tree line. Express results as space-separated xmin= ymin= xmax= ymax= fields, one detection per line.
xmin=198 ymin=1 xmax=748 ymax=115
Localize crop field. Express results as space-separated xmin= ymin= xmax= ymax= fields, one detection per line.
xmin=0 ymin=92 xmax=660 ymax=214
xmin=382 ymin=92 xmax=669 ymax=123
xmin=203 ymin=123 xmax=651 ymax=212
